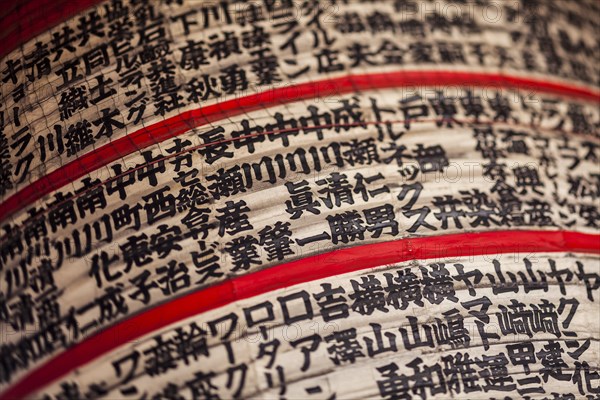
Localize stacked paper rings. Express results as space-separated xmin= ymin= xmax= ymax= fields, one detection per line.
xmin=0 ymin=1 xmax=599 ymax=399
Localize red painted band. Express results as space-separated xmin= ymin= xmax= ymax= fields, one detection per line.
xmin=1 ymin=71 xmax=599 ymax=222
xmin=1 ymin=230 xmax=599 ymax=399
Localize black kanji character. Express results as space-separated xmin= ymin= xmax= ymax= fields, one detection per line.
xmin=285 ymin=180 xmax=320 ymax=219
xmin=143 ymin=186 xmax=176 ymax=225
xmin=76 ymin=10 xmax=105 ymax=46
xmin=327 ymin=211 xmax=366 ymax=244
xmin=135 ymin=150 xmax=166 ymax=186
xmin=75 ymin=177 xmax=106 ymax=217
xmin=513 ymin=165 xmax=543 ymax=195
xmin=475 ymin=353 xmax=516 ymax=392
xmin=216 ymin=200 xmax=253 ymax=237
xmin=317 ymin=172 xmax=354 ymax=208
xmin=313 ymin=283 xmax=349 ymax=322
xmin=230 ymin=119 xmax=265 ymax=153
xmin=428 ymin=91 xmax=461 ymax=127
xmin=488 ymin=93 xmax=515 ymax=122
xmin=460 ymin=90 xmax=488 ymax=121
xmin=197 ymin=126 xmax=233 ymax=164
xmin=93 ymin=107 xmax=124 ymax=139
xmin=181 ymin=206 xmax=213 ymax=240
xmin=264 ymin=112 xmax=299 ymax=146
xmin=207 ymin=166 xmax=249 ymax=199
xmin=186 ymin=371 xmax=219 ymax=400
xmin=432 ymin=308 xmax=470 ymax=349
xmin=258 ymin=222 xmax=294 ymax=261
xmin=47 ymin=193 xmax=77 ymax=232
xmin=315 ymin=48 xmax=344 ymax=73
xmin=442 ymin=352 xmax=482 ymax=394
xmin=185 ymin=74 xmax=221 ymax=103
xmin=349 ymin=275 xmax=388 ymax=315
xmin=89 ymin=251 xmax=121 ymax=288
xmin=179 ymin=39 xmax=209 ymax=70
xmin=150 ymin=224 xmax=183 ymax=258
xmin=384 ymin=269 xmax=424 ymax=310
xmin=225 ymin=235 xmax=262 ymax=272
xmin=106 ymin=164 xmax=136 ymax=200
xmin=208 ymin=31 xmax=241 ymax=60
xmin=376 ymin=362 xmax=410 ymax=400
xmin=399 ymin=95 xmax=429 ymax=130
xmin=249 ymin=48 xmax=281 ymax=85
xmin=363 ymin=204 xmax=398 ymax=238
xmin=342 ymin=138 xmax=379 ymax=166
xmin=156 ymin=260 xmax=191 ymax=295
xmin=413 ymin=144 xmax=449 ymax=173
xmin=120 ymin=233 xmax=152 ymax=269
xmin=346 ymin=42 xmax=377 ymax=67
xmin=506 ymin=342 xmax=536 ymax=375
xmin=95 ymin=284 xmax=128 ymax=324
xmin=58 ymin=86 xmax=88 ymax=121
xmin=89 ymin=75 xmax=116 ymax=105
xmin=82 ymin=44 xmax=110 ymax=74
xmin=460 ymin=189 xmax=499 ymax=227
xmin=432 ymin=195 xmax=465 ymax=229
xmin=23 ymin=42 xmax=51 ymax=81
xmin=325 ymin=328 xmax=364 ymax=365
xmin=219 ymin=64 xmax=248 ymax=94
xmin=421 ymin=263 xmax=458 ymax=305
xmin=299 ymin=105 xmax=332 ymax=140
xmin=64 ymin=120 xmax=95 ymax=156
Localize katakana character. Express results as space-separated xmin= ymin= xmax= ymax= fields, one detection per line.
xmin=191 ymin=242 xmax=223 ymax=284
xmin=290 ymin=334 xmax=322 ymax=372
